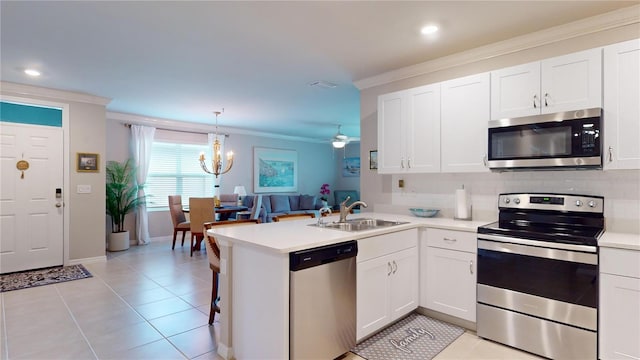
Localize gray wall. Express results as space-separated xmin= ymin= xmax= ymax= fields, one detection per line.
xmin=106 ymin=117 xmax=356 ymax=238
xmin=359 ymin=22 xmax=640 ymax=234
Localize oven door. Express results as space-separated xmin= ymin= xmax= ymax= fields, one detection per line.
xmin=477 ymin=236 xmax=598 ymax=330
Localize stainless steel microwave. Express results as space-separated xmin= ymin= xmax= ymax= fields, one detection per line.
xmin=487 ymin=108 xmax=602 ymax=170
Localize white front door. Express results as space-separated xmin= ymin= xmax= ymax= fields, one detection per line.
xmin=0 ymin=123 xmax=64 ymax=274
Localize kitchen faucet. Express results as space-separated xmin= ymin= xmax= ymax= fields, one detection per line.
xmin=339 ymin=196 xmax=368 ymax=223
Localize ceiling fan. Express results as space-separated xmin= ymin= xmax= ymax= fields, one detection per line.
xmin=331 ymin=125 xmax=350 ymax=149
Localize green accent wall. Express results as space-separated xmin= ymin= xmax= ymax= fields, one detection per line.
xmin=0 ymin=101 xmax=62 ymax=127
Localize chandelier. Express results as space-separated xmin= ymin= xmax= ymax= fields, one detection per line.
xmin=199 ymin=111 xmax=233 ymax=178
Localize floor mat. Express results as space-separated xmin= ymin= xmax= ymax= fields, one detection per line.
xmin=1 ymin=265 xmax=92 ymax=292
xmin=352 ymin=313 xmax=465 ymax=360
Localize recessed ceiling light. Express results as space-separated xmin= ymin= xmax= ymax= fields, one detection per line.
xmin=24 ymin=69 xmax=41 ymax=77
xmin=420 ymin=25 xmax=439 ymax=35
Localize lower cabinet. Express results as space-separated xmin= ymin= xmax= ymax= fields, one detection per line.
xmin=600 ymin=247 xmax=640 ymax=360
xmin=420 ymin=228 xmax=477 ymax=322
xmin=356 ymin=229 xmax=418 ymax=341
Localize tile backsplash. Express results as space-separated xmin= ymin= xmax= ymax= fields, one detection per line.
xmin=378 ymin=169 xmax=639 ymax=234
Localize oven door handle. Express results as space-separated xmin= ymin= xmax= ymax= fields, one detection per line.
xmin=478 ymin=239 xmax=598 ymax=265
xmin=477 ymin=233 xmax=597 ymax=253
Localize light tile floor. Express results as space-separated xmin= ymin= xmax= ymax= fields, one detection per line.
xmin=1 ymin=238 xmax=541 ymax=360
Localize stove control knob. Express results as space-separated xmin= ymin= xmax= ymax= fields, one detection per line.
xmin=588 ymin=200 xmax=596 ymax=208
xmin=514 ymin=198 xmax=520 ymax=204
xmin=504 ymin=198 xmax=510 ymax=204
xmin=575 ymin=200 xmax=583 ymax=207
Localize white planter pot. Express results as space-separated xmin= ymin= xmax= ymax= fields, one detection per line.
xmin=108 ymin=231 xmax=130 ymax=251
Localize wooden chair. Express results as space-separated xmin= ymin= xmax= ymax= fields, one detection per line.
xmin=272 ymin=213 xmax=316 ymax=222
xmin=168 ymin=195 xmax=190 ymax=250
xmin=189 ymin=197 xmax=216 ymax=256
xmin=203 ymin=219 xmax=261 ymax=325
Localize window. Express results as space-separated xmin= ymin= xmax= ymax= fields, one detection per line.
xmin=145 ymin=141 xmax=213 ymax=208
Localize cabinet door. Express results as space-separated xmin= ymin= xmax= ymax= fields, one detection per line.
xmin=604 ymin=38 xmax=640 ymax=170
xmin=356 ymin=254 xmax=391 ymax=341
xmin=599 ymin=273 xmax=640 ymax=360
xmin=425 ymin=247 xmax=477 ymax=322
xmin=441 ymin=72 xmax=491 ymax=173
xmin=490 ymin=62 xmax=541 ymax=120
xmin=406 ymin=84 xmax=441 ymax=173
xmin=378 ymin=90 xmax=406 ymax=173
xmin=389 ymin=247 xmax=419 ymax=321
xmin=541 ymin=47 xmax=602 ymax=114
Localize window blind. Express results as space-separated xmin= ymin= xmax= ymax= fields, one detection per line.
xmin=145 ymin=141 xmax=213 ymax=208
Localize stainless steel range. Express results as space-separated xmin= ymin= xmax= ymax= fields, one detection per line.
xmin=477 ymin=193 xmax=604 ymax=359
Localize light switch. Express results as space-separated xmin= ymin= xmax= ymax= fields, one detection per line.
xmin=77 ymin=185 xmax=92 ymax=194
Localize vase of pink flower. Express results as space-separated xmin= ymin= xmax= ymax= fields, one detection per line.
xmin=319 ymin=183 xmax=331 ymax=208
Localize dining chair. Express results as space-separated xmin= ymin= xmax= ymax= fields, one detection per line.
xmin=203 ymin=219 xmax=261 ymax=325
xmin=189 ymin=197 xmax=216 ymax=257
xmin=272 ymin=213 xmax=316 ymax=222
xmin=168 ymin=195 xmax=190 ymax=250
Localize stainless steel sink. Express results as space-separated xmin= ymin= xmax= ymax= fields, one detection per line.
xmin=310 ymin=218 xmax=410 ymax=232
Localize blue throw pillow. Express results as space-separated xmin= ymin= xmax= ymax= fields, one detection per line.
xmin=271 ymin=195 xmax=291 ymax=213
xmin=289 ymin=195 xmax=300 ymax=211
xmin=243 ymin=195 xmax=254 ymax=208
xmin=299 ymin=195 xmax=317 ymax=210
xmin=262 ymin=196 xmax=272 ymax=213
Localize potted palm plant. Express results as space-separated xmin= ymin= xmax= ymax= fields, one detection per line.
xmin=106 ymin=159 xmax=146 ymax=251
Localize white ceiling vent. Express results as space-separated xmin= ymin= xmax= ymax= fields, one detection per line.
xmin=308 ymin=80 xmax=337 ymax=89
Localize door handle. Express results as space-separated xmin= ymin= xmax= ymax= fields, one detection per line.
xmin=400 ymin=158 xmax=405 ymax=169
xmin=544 ymin=93 xmax=549 ymax=107
xmin=392 ymin=260 xmax=397 ymax=274
xmin=469 ymin=260 xmax=474 ymax=274
xmin=387 ymin=262 xmax=392 ymax=276
xmin=407 ymin=158 xmax=411 ymax=168
xmin=608 ymin=146 xmax=613 ymax=163
xmin=533 ymin=94 xmax=538 ymax=108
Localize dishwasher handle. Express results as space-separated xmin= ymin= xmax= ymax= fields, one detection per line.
xmin=290 ymin=240 xmax=358 ymax=271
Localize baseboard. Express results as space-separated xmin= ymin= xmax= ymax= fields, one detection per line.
xmin=416 ymin=307 xmax=477 ymax=332
xmin=217 ymin=343 xmax=234 ymax=360
xmin=67 ymin=255 xmax=107 ymax=266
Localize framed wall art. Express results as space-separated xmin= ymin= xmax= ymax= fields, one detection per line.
xmin=77 ymin=153 xmax=99 ymax=172
xmin=342 ymin=157 xmax=360 ymax=177
xmin=253 ymin=147 xmax=298 ymax=193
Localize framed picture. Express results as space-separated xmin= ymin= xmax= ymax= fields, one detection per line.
xmin=343 ymin=157 xmax=360 ymax=177
xmin=253 ymin=147 xmax=298 ymax=193
xmin=369 ymin=150 xmax=378 ymax=170
xmin=77 ymin=153 xmax=99 ymax=172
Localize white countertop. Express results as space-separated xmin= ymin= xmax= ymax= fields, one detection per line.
xmin=208 ymin=212 xmax=491 ymax=254
xmin=599 ymin=232 xmax=640 ymax=251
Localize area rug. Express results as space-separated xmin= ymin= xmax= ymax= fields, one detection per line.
xmin=0 ymin=265 xmax=92 ymax=293
xmin=352 ymin=313 xmax=465 ymax=360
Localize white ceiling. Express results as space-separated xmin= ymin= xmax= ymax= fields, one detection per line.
xmin=1 ymin=1 xmax=636 ymax=141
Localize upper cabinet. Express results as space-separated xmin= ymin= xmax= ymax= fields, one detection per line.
xmin=603 ymin=38 xmax=640 ymax=170
xmin=377 ymin=83 xmax=441 ymax=174
xmin=491 ymin=48 xmax=602 ymax=120
xmin=441 ymin=72 xmax=491 ymax=173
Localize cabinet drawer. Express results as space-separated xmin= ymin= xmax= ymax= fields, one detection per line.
xmin=601 ymin=247 xmax=640 ymax=278
xmin=426 ymin=228 xmax=476 ymax=253
xmin=357 ymin=229 xmax=418 ymax=263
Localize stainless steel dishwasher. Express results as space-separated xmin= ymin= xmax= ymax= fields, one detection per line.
xmin=289 ymin=240 xmax=358 ymax=360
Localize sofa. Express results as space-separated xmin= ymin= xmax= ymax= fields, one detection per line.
xmin=242 ymin=194 xmax=322 ymax=223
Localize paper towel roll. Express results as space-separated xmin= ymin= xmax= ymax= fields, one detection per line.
xmin=455 ymin=188 xmax=470 ymax=220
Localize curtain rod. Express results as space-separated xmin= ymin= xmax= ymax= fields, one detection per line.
xmin=123 ymin=123 xmax=229 ymax=137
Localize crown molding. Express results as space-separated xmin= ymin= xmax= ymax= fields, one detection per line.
xmin=0 ymin=81 xmax=111 ymax=106
xmin=354 ymin=5 xmax=640 ymax=90
xmin=107 ymin=111 xmax=328 ymax=144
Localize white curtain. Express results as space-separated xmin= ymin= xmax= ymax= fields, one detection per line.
xmin=207 ymin=133 xmax=226 ymax=198
xmin=131 ymin=125 xmax=156 ymax=245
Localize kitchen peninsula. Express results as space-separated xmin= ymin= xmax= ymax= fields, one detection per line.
xmin=208 ymin=213 xmax=487 ymax=359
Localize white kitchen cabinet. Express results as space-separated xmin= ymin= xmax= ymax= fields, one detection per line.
xmin=604 ymin=38 xmax=640 ymax=170
xmin=377 ymin=84 xmax=440 ymax=174
xmin=357 ymin=229 xmax=418 ymax=341
xmin=600 ymin=247 xmax=640 ymax=360
xmin=420 ymin=228 xmax=477 ymax=322
xmin=491 ymin=48 xmax=602 ymax=120
xmin=441 ymin=72 xmax=491 ymax=173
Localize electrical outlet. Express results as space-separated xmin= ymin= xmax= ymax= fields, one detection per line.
xmin=399 ymin=179 xmax=404 ymax=188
